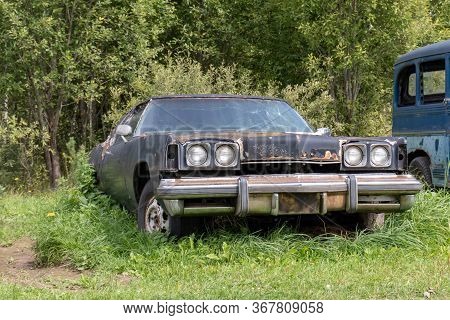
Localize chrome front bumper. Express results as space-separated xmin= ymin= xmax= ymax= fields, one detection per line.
xmin=156 ymin=174 xmax=422 ymax=217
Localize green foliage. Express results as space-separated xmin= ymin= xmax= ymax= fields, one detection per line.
xmin=296 ymin=0 xmax=438 ymax=135
xmin=0 ymin=114 xmax=48 ymax=189
xmin=164 ymin=0 xmax=309 ymax=85
xmin=1 ymin=0 xmax=449 ymax=186
xmin=105 ymin=57 xmax=335 ymax=131
xmin=430 ymin=0 xmax=450 ymax=38
xmin=279 ymin=80 xmax=335 ymax=132
xmin=63 ymin=138 xmax=97 ymax=196
xmin=0 ymin=0 xmax=175 ymax=187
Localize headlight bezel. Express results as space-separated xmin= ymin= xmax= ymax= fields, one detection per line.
xmin=185 ymin=142 xmax=211 ymax=167
xmin=370 ymin=144 xmax=392 ymax=167
xmin=181 ymin=141 xmax=240 ymax=169
xmin=214 ymin=143 xmax=239 ymax=167
xmin=341 ymin=142 xmax=395 ymax=170
xmin=343 ymin=143 xmax=367 ymax=167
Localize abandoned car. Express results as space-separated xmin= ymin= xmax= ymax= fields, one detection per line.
xmin=90 ymin=95 xmax=422 ymax=236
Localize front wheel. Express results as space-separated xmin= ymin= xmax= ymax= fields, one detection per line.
xmin=137 ymin=181 xmax=206 ymax=237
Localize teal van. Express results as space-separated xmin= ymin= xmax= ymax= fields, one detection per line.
xmin=393 ymin=40 xmax=450 ymax=187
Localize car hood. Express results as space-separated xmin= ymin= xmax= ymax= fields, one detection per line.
xmin=165 ymin=131 xmax=341 ymax=163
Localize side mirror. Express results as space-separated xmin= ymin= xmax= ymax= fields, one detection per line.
xmin=316 ymin=127 xmax=331 ymax=136
xmin=116 ymin=124 xmax=132 ymax=142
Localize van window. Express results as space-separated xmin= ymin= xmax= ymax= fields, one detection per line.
xmin=398 ymin=65 xmax=416 ymax=107
xmin=420 ymin=59 xmax=445 ymax=104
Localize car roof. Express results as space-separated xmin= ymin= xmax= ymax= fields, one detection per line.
xmin=395 ymin=39 xmax=450 ymax=65
xmin=133 ymin=94 xmax=288 ymax=110
xmin=148 ymin=94 xmax=286 ymax=102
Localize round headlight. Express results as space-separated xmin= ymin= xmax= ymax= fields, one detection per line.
xmin=216 ymin=145 xmax=236 ymax=166
xmin=344 ymin=146 xmax=364 ymax=166
xmin=371 ymin=146 xmax=390 ymax=166
xmin=187 ymin=144 xmax=208 ymax=166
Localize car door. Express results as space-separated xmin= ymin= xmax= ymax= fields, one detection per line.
xmin=100 ymin=105 xmax=146 ymax=205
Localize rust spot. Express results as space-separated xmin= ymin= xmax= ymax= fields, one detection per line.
xmin=100 ymin=135 xmax=114 ymax=160
xmin=306 ymin=149 xmax=340 ymax=161
xmin=326 ymin=192 xmax=346 ymax=211
xmin=248 ymin=194 xmax=272 ymax=214
xmin=164 ymin=131 xmax=341 ymax=162
xmin=279 ymin=193 xmax=320 ymax=214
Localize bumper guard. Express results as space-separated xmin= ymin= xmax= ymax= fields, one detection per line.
xmin=156 ymin=174 xmax=422 ymax=217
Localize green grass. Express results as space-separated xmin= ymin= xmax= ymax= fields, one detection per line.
xmin=0 ymin=187 xmax=449 ymax=299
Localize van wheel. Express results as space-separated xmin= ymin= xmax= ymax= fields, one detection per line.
xmin=409 ymin=156 xmax=432 ymax=187
xmin=137 ymin=181 xmax=205 ymax=237
xmin=359 ymin=212 xmax=385 ymax=230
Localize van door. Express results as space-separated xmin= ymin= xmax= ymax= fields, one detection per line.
xmin=446 ymin=54 xmax=450 ymax=186
xmin=418 ymin=57 xmax=448 ymax=185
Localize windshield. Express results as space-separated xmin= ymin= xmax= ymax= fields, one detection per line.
xmin=136 ymin=98 xmax=313 ymax=134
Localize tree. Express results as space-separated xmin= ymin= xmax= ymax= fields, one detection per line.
xmin=1 ymin=0 xmax=448 ymax=187
xmin=0 ymin=0 xmax=174 ymax=188
xmin=163 ymin=0 xmax=309 ymax=85
xmin=295 ymin=0 xmax=438 ymax=135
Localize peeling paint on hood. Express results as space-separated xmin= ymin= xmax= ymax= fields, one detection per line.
xmin=165 ymin=131 xmax=341 ymax=163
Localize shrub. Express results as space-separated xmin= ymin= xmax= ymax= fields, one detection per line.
xmin=0 ymin=115 xmax=48 ymax=190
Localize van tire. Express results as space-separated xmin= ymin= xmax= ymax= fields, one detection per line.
xmin=409 ymin=156 xmax=432 ymax=187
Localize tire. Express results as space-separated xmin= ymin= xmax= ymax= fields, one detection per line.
xmin=409 ymin=156 xmax=432 ymax=187
xmin=137 ymin=180 xmax=205 ymax=237
xmin=359 ymin=212 xmax=385 ymax=230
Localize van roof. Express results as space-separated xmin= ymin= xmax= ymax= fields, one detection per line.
xmin=395 ymin=39 xmax=450 ymax=65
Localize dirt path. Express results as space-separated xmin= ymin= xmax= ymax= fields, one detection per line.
xmin=0 ymin=238 xmax=83 ymax=290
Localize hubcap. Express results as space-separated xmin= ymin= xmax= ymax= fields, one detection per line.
xmin=145 ymin=198 xmax=169 ymax=233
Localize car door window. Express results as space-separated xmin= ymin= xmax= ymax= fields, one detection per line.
xmin=121 ymin=104 xmax=146 ymax=135
xmin=100 ymin=105 xmax=146 ymax=157
xmin=398 ymin=65 xmax=416 ymax=107
xmin=420 ymin=59 xmax=445 ymax=104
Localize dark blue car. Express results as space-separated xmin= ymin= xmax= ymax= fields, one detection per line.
xmin=91 ymin=95 xmax=422 ymax=236
xmin=393 ymin=40 xmax=450 ymax=187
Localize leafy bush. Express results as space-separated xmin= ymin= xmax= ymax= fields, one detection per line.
xmin=63 ymin=138 xmax=97 ymax=196
xmin=0 ymin=115 xmax=48 ymax=190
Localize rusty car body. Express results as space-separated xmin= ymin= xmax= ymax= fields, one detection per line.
xmin=90 ymin=95 xmax=422 ymax=236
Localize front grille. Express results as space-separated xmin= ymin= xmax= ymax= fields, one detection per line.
xmin=240 ymin=162 xmax=340 ymax=175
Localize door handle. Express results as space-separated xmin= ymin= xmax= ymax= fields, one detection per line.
xmin=444 ymin=97 xmax=450 ymax=105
